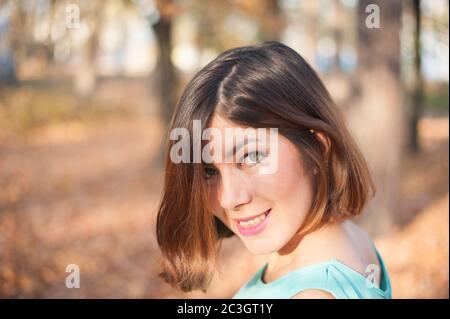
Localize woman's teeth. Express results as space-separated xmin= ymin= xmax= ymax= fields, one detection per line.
xmin=238 ymin=211 xmax=268 ymax=228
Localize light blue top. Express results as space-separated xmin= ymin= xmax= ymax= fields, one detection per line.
xmin=233 ymin=249 xmax=392 ymax=299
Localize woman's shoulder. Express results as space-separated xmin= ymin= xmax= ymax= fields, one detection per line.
xmin=234 ymin=221 xmax=391 ymax=299
xmin=339 ymin=220 xmax=381 ymax=278
xmin=296 ymin=221 xmax=381 ymax=286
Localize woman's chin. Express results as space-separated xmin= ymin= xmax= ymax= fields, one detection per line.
xmin=242 ymin=240 xmax=279 ymax=255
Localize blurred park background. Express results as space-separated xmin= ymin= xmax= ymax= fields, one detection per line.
xmin=0 ymin=0 xmax=448 ymax=298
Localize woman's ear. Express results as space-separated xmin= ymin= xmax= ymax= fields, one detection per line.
xmin=314 ymin=132 xmax=331 ymax=160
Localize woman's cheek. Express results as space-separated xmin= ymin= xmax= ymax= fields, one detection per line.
xmin=251 ymin=171 xmax=281 ymax=196
xmin=207 ymin=192 xmax=228 ymax=224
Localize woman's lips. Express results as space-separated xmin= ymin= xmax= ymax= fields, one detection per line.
xmin=234 ymin=209 xmax=271 ymax=222
xmin=234 ymin=209 xmax=271 ymax=236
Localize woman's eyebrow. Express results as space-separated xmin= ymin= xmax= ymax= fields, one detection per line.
xmin=225 ymin=138 xmax=258 ymax=159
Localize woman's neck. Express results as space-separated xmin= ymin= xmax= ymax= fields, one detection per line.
xmin=266 ymin=221 xmax=346 ymax=279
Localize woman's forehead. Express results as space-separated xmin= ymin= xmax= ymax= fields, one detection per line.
xmin=208 ymin=114 xmax=241 ymax=130
xmin=205 ymin=120 xmax=274 ymax=149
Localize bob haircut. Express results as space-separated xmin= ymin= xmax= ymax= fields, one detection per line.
xmin=156 ymin=42 xmax=375 ymax=292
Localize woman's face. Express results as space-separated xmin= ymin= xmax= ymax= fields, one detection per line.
xmin=205 ymin=115 xmax=315 ymax=255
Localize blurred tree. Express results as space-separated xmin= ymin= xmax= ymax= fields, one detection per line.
xmin=191 ymin=0 xmax=284 ymax=60
xmin=41 ymin=0 xmax=57 ymax=68
xmin=1 ymin=0 xmax=27 ymax=86
xmin=258 ymin=0 xmax=284 ymax=41
xmin=2 ymin=0 xmax=63 ymax=85
xmin=299 ymin=0 xmax=319 ymax=65
xmin=153 ymin=0 xmax=180 ymax=126
xmin=349 ymin=0 xmax=404 ymax=235
xmin=331 ymin=0 xmax=343 ymax=75
xmin=72 ymin=0 xmax=103 ymax=97
xmin=409 ymin=0 xmax=424 ymax=152
xmin=194 ymin=0 xmax=230 ymax=52
xmin=233 ymin=0 xmax=284 ymax=41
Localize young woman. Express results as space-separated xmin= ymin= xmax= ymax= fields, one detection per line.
xmin=156 ymin=42 xmax=392 ymax=299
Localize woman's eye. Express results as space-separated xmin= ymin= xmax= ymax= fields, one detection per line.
xmin=204 ymin=166 xmax=217 ymax=179
xmin=242 ymin=151 xmax=266 ymax=166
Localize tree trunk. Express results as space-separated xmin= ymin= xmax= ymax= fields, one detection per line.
xmin=331 ymin=0 xmax=343 ymax=74
xmin=300 ymin=0 xmax=319 ymax=66
xmin=2 ymin=1 xmax=26 ymax=86
xmin=409 ymin=0 xmax=423 ymax=153
xmin=348 ymin=0 xmax=404 ymax=236
xmin=153 ymin=13 xmax=177 ymax=126
xmin=73 ymin=2 xmax=102 ymax=97
xmin=259 ymin=0 xmax=284 ymax=42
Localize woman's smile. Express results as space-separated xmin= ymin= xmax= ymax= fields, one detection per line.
xmin=233 ymin=209 xmax=272 ymax=236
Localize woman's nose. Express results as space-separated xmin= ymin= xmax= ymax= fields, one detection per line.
xmin=219 ymin=169 xmax=251 ymax=211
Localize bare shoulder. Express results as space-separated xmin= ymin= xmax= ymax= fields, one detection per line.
xmin=336 ymin=221 xmax=381 ymax=284
xmin=301 ymin=221 xmax=380 ymax=277
xmin=291 ymin=290 xmax=335 ymax=299
xmin=343 ymin=221 xmax=379 ymax=267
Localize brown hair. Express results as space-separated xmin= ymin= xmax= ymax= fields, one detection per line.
xmin=156 ymin=41 xmax=375 ymax=292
